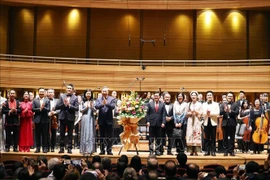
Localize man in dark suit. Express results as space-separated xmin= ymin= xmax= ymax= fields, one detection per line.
xmin=220 ymin=91 xmax=239 ymax=156
xmin=236 ymin=90 xmax=246 ymax=108
xmin=55 ymin=84 xmax=79 ymax=154
xmin=47 ymin=88 xmax=60 ymax=152
xmin=32 ymin=87 xmax=50 ymax=153
xmin=2 ymin=90 xmax=21 ymax=152
xmin=163 ymin=92 xmax=174 ymax=155
xmin=146 ymin=91 xmax=165 ymax=156
xmin=95 ymin=86 xmax=116 ymax=155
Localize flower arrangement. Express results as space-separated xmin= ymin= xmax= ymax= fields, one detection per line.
xmin=117 ymin=91 xmax=146 ymax=150
xmin=118 ymin=91 xmax=146 ymax=119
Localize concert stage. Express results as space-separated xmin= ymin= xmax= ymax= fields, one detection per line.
xmin=1 ymin=148 xmax=268 ymax=169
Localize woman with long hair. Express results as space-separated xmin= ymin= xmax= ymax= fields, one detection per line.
xmin=80 ymin=89 xmax=96 ymax=155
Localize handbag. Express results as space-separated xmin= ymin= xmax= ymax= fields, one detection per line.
xmin=172 ymin=128 xmax=183 ymax=138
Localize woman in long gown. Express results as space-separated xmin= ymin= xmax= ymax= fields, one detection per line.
xmin=80 ymin=89 xmax=96 ymax=155
xmin=19 ymin=91 xmax=33 ymax=152
xmin=185 ymin=91 xmax=203 ymax=156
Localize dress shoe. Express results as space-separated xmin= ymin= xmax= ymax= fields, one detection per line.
xmin=155 ymin=151 xmax=161 ymax=156
xmin=34 ymin=148 xmax=40 ymax=153
xmin=230 ymin=152 xmax=235 ymax=156
xmin=107 ymin=152 xmax=113 ymax=155
xmin=99 ymin=151 xmax=105 ymax=155
xmin=224 ymin=152 xmax=228 ymax=156
xmin=67 ymin=149 xmax=72 ymax=154
xmin=149 ymin=151 xmax=154 ymax=155
xmin=211 ymin=152 xmax=216 ymax=156
xmin=194 ymin=152 xmax=198 ymax=156
xmin=58 ymin=147 xmax=64 ymax=153
xmin=204 ymin=152 xmax=210 ymax=156
xmin=43 ymin=148 xmax=48 ymax=153
xmin=51 ymin=148 xmax=55 ymax=152
xmin=13 ymin=147 xmax=19 ymax=152
xmin=167 ymin=151 xmax=173 ymax=155
xmin=190 ymin=153 xmax=194 ymax=156
xmin=5 ymin=147 xmax=10 ymax=152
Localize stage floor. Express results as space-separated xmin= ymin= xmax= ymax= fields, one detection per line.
xmin=1 ymin=148 xmax=268 ymax=169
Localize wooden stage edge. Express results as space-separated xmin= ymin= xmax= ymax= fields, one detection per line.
xmin=0 ymin=148 xmax=268 ymax=169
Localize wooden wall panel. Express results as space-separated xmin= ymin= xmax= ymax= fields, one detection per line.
xmin=36 ymin=7 xmax=87 ymax=57
xmin=249 ymin=11 xmax=269 ymax=59
xmin=142 ymin=10 xmax=193 ymax=60
xmin=1 ymin=61 xmax=269 ymax=93
xmin=197 ymin=10 xmax=222 ymax=60
xmin=0 ymin=6 xmax=9 ymax=54
xmin=89 ymin=9 xmax=140 ymax=59
xmin=221 ymin=10 xmax=246 ymax=59
xmin=12 ymin=7 xmax=34 ymax=55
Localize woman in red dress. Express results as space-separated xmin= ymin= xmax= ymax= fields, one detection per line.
xmin=19 ymin=91 xmax=33 ymax=152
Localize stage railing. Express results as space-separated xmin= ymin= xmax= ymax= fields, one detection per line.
xmin=0 ymin=54 xmax=270 ymax=67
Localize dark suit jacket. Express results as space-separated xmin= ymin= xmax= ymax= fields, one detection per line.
xmin=146 ymin=101 xmax=165 ymax=127
xmin=236 ymin=99 xmax=245 ymax=108
xmin=2 ymin=99 xmax=21 ymax=126
xmin=220 ymin=102 xmax=239 ymax=127
xmin=55 ymin=94 xmax=79 ymax=121
xmin=163 ymin=103 xmax=174 ymax=130
xmin=32 ymin=98 xmax=50 ymax=123
xmin=95 ymin=96 xmax=115 ymax=126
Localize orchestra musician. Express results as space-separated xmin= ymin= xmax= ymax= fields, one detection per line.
xmin=2 ymin=90 xmax=21 ymax=152
xmin=47 ymin=88 xmax=60 ymax=153
xmin=55 ymin=83 xmax=79 ymax=154
xmin=220 ymin=91 xmax=239 ymax=156
xmin=202 ymin=91 xmax=220 ymax=156
xmin=32 ymin=87 xmax=50 ymax=153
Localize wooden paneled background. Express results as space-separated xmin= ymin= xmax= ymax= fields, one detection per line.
xmin=0 ymin=6 xmax=269 ymax=60
xmin=1 ymin=61 xmax=269 ymax=93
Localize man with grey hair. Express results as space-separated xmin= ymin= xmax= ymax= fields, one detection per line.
xmin=95 ymin=86 xmax=116 ymax=155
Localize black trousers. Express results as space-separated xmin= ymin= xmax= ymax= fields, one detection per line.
xmin=5 ymin=125 xmax=19 ymax=148
xmin=50 ymin=128 xmax=57 ymax=148
xmin=99 ymin=125 xmax=113 ymax=153
xmin=35 ymin=123 xmax=49 ymax=149
xmin=164 ymin=128 xmax=173 ymax=151
xmin=222 ymin=126 xmax=236 ymax=153
xmin=149 ymin=126 xmax=162 ymax=152
xmin=204 ymin=125 xmax=216 ymax=153
xmin=59 ymin=120 xmax=74 ymax=149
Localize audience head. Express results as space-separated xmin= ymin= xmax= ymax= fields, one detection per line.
xmin=79 ymin=172 xmax=98 ymax=180
xmin=13 ymin=161 xmax=24 ymax=174
xmin=102 ymin=157 xmax=112 ymax=172
xmin=147 ymin=170 xmax=158 ymax=180
xmin=215 ymin=165 xmax=227 ymax=177
xmin=17 ymin=167 xmax=30 ymax=180
xmin=117 ymin=161 xmax=128 ymax=178
xmin=176 ymin=152 xmax=187 ymax=166
xmin=246 ymin=161 xmax=260 ymax=174
xmin=119 ymin=155 xmax=129 ymax=165
xmin=48 ymin=158 xmax=60 ymax=171
xmin=0 ymin=166 xmax=7 ymax=179
xmin=164 ymin=160 xmax=177 ymax=177
xmin=147 ymin=155 xmax=158 ymax=172
xmin=92 ymin=155 xmax=101 ymax=164
xmin=186 ymin=163 xmax=199 ymax=179
xmin=63 ymin=169 xmax=80 ymax=180
xmin=105 ymin=172 xmax=121 ymax=180
xmin=53 ymin=164 xmax=66 ymax=180
xmin=129 ymin=155 xmax=142 ymax=172
xmin=123 ymin=167 xmax=137 ymax=180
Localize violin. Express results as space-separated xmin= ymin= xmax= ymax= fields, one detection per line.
xmin=216 ymin=116 xmax=223 ymax=141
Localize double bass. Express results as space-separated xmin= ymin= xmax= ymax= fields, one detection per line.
xmin=252 ymin=106 xmax=268 ymax=144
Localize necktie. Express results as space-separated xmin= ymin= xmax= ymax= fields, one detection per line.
xmin=155 ymin=102 xmax=159 ymax=112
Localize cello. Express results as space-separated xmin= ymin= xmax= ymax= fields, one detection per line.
xmin=252 ymin=106 xmax=268 ymax=144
